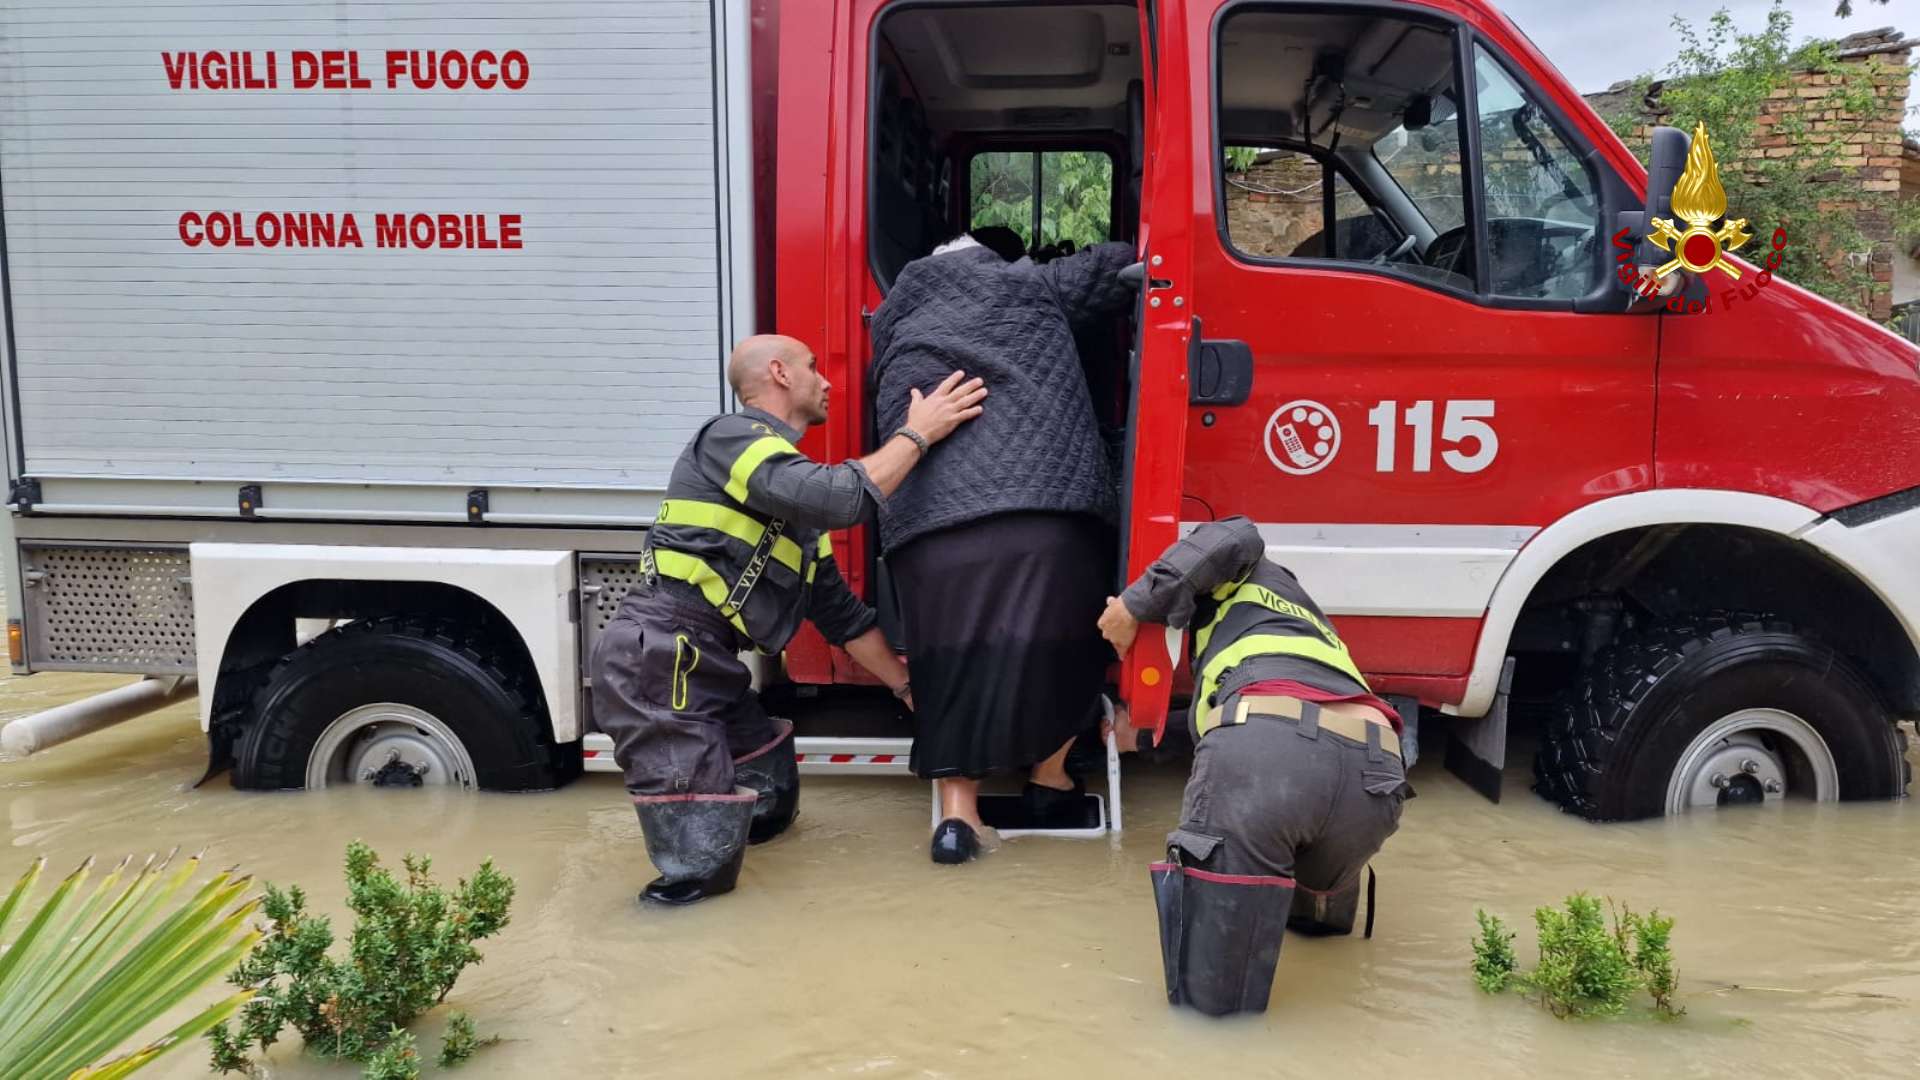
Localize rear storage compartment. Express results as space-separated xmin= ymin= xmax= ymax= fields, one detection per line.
xmin=0 ymin=0 xmax=752 ymax=524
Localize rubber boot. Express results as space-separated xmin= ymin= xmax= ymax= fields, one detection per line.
xmin=1289 ymin=874 xmax=1362 ymax=936
xmin=734 ymin=719 xmax=799 ymax=845
xmin=634 ymin=786 xmax=756 ymax=906
xmin=1151 ymin=852 xmax=1294 ymax=1015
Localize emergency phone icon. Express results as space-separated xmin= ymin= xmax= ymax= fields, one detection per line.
xmin=1264 ymin=401 xmax=1340 ymax=476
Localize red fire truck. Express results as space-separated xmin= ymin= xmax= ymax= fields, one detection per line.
xmin=4 ymin=0 xmax=1916 ymax=820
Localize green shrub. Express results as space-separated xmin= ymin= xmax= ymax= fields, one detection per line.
xmin=1471 ymin=894 xmax=1682 ymax=1019
xmin=1529 ymin=895 xmax=1639 ymax=1018
xmin=1470 ymin=910 xmax=1518 ymax=994
xmin=437 ymin=1012 xmax=494 ymax=1069
xmin=1626 ymin=907 xmax=1683 ymax=1017
xmin=363 ymin=1029 xmax=420 ymax=1080
xmin=208 ymin=841 xmax=513 ymax=1078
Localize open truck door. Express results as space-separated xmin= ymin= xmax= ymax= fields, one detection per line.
xmin=1117 ymin=0 xmax=1199 ymax=744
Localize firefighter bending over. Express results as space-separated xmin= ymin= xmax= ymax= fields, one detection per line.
xmin=591 ymin=334 xmax=986 ymax=906
xmin=1098 ymin=516 xmax=1412 ymax=1015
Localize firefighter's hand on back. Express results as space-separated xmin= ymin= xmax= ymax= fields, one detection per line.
xmin=904 ymin=369 xmax=988 ymax=444
xmin=1098 ymin=595 xmax=1140 ymax=657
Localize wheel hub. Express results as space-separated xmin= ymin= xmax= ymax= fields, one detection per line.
xmin=1665 ymin=708 xmax=1838 ymax=814
xmin=307 ymin=704 xmax=476 ymax=790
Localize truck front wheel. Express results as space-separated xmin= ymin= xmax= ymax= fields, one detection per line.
xmin=232 ymin=616 xmax=566 ymax=792
xmin=1534 ymin=617 xmax=1907 ymax=821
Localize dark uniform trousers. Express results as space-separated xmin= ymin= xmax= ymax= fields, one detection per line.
xmin=1152 ymin=695 xmax=1408 ymax=1016
xmin=1123 ymin=515 xmax=1413 ymax=1013
xmin=590 ymin=578 xmax=782 ymax=798
xmin=591 ymin=406 xmax=878 ymax=903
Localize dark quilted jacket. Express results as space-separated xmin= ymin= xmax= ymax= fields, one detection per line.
xmin=870 ymin=241 xmax=1136 ymax=554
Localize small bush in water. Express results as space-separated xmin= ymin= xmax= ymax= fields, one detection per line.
xmin=1470 ymin=910 xmax=1519 ymax=993
xmin=438 ymin=1012 xmax=495 ymax=1068
xmin=363 ymin=1029 xmax=420 ymax=1080
xmin=1471 ymin=894 xmax=1682 ymax=1019
xmin=207 ymin=841 xmax=513 ymax=1077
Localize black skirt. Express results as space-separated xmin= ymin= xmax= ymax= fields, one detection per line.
xmin=890 ymin=511 xmax=1115 ymax=780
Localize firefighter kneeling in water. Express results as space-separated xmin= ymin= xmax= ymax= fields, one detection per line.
xmin=591 ymin=334 xmax=986 ymax=906
xmin=1097 ymin=516 xmax=1412 ymax=1015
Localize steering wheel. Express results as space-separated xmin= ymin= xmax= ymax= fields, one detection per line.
xmin=1371 ymin=234 xmax=1417 ymax=266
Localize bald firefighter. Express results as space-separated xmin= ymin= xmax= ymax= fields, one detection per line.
xmin=1098 ymin=516 xmax=1412 ymax=1015
xmin=592 ymin=334 xmax=986 ymax=905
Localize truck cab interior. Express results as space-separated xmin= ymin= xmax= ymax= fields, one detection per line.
xmin=868 ymin=3 xmax=1142 ymax=283
xmin=863 ymin=1 xmax=1144 ymax=649
xmin=1216 ymin=8 xmax=1602 ymax=301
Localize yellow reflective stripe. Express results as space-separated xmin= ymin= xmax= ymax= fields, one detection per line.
xmin=1196 ymin=632 xmax=1369 ymax=712
xmin=724 ymin=434 xmax=801 ymax=503
xmin=806 ymin=532 xmax=832 ymax=585
xmin=649 ymin=550 xmax=751 ymax=637
xmin=670 ymin=633 xmax=701 ymax=711
xmin=1196 ymin=581 xmax=1340 ymax=656
xmin=657 ymin=499 xmax=802 ymax=573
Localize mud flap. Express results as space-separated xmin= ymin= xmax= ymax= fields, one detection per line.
xmin=1150 ymin=830 xmax=1294 ymax=1016
xmin=1445 ymin=658 xmax=1514 ymax=803
xmin=633 ymin=786 xmax=756 ymax=906
xmin=734 ymin=718 xmax=799 ymax=844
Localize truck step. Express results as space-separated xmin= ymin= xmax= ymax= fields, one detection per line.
xmin=580 ymin=733 xmax=915 ymax=776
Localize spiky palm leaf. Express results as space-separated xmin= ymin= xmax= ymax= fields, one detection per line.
xmin=0 ymin=851 xmax=260 ymax=1080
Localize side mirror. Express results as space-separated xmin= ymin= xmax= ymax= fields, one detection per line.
xmin=1641 ymin=125 xmax=1689 ymax=225
xmin=1615 ymin=125 xmax=1689 ymax=276
xmin=1588 ymin=125 xmax=1691 ymax=314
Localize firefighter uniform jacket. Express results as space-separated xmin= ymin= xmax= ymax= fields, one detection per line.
xmin=1119 ymin=516 xmax=1374 ymax=739
xmin=643 ymin=406 xmax=879 ymax=652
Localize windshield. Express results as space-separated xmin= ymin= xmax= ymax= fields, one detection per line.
xmin=1372 ymin=92 xmax=1466 ymax=233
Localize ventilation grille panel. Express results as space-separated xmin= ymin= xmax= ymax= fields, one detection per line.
xmin=23 ymin=545 xmax=195 ymax=673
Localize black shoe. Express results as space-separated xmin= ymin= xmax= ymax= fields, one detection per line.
xmin=1023 ymin=777 xmax=1086 ymax=826
xmin=930 ymin=818 xmax=979 ymax=865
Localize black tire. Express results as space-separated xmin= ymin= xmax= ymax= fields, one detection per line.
xmin=1533 ymin=616 xmax=1905 ymax=821
xmin=233 ymin=615 xmax=574 ymax=792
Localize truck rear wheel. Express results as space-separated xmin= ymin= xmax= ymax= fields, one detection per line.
xmin=233 ymin=616 xmax=568 ymax=792
xmin=1534 ymin=617 xmax=1906 ymax=821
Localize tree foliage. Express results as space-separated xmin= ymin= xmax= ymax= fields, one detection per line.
xmin=970 ymin=150 xmax=1113 ymax=252
xmin=1600 ymin=2 xmax=1908 ymax=316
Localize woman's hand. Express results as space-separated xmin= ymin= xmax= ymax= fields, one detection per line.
xmin=1097 ymin=595 xmax=1140 ymax=658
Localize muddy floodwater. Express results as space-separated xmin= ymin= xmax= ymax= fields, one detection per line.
xmin=7 ymin=672 xmax=1920 ymax=1078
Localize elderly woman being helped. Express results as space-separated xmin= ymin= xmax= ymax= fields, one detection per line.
xmin=870 ymin=232 xmax=1136 ymax=864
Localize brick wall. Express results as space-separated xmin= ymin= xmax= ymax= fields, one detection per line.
xmin=1223 ymin=153 xmax=1327 ymax=258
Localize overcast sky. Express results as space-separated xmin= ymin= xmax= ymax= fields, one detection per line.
xmin=1494 ymin=0 xmax=1917 ymax=119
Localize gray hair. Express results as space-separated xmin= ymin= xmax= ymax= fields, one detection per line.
xmin=931 ymin=235 xmax=982 ymax=256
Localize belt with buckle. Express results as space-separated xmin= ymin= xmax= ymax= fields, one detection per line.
xmin=1202 ymin=694 xmax=1401 ymax=759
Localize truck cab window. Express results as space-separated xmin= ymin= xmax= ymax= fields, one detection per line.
xmin=1470 ymin=47 xmax=1602 ymax=299
xmin=1225 ymin=148 xmax=1397 ymax=261
xmin=1217 ymin=10 xmax=1473 ymax=293
xmin=968 ymin=149 xmax=1115 ymax=259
